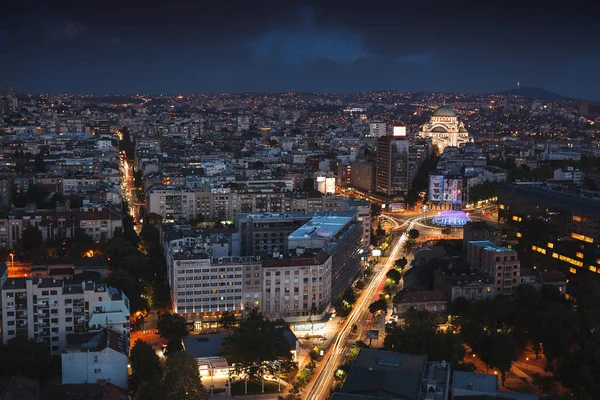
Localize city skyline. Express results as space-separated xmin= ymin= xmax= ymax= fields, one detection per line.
xmin=2 ymin=0 xmax=600 ymax=99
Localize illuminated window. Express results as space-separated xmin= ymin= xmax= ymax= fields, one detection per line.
xmin=572 ymin=215 xmax=582 ymax=222
xmin=516 ymin=232 xmax=522 ymax=238
xmin=499 ymin=204 xmax=505 ymax=210
xmin=532 ymin=245 xmax=546 ymax=255
xmin=589 ymin=266 xmax=597 ymax=273
xmin=576 ymin=252 xmax=584 ymax=259
xmin=547 ymin=242 xmax=554 ymax=249
xmin=569 ymin=267 xmax=577 ymax=274
xmin=571 ymin=233 xmax=594 ymax=243
xmin=512 ymin=216 xmax=522 ymax=222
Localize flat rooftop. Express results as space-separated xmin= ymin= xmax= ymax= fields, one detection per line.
xmin=468 ymin=241 xmax=514 ymax=253
xmin=289 ymin=215 xmax=352 ymax=240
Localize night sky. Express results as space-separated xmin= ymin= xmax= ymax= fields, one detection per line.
xmin=2 ymin=0 xmax=599 ymax=99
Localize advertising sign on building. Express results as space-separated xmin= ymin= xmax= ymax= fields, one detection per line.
xmin=429 ymin=175 xmax=444 ymax=202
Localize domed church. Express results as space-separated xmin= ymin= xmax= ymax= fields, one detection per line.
xmin=419 ymin=105 xmax=472 ymax=152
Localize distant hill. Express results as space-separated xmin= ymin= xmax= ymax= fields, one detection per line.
xmin=491 ymin=87 xmax=575 ymax=101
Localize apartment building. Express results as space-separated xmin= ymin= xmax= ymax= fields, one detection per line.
xmin=4 ymin=206 xmax=122 ymax=247
xmin=62 ymin=328 xmax=129 ymax=389
xmin=1 ymin=279 xmax=130 ymax=354
xmin=147 ymin=185 xmax=198 ymax=221
xmin=261 ymin=249 xmax=332 ymax=321
xmin=467 ymin=241 xmax=521 ymax=296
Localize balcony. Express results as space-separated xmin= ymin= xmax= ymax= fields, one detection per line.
xmin=38 ymin=302 xmax=49 ymax=308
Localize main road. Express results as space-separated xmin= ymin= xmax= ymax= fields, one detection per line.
xmin=303 ymin=217 xmax=420 ymax=400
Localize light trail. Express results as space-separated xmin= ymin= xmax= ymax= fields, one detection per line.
xmin=303 ymin=217 xmax=419 ymax=400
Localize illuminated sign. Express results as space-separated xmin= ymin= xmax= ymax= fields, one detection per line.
xmin=393 ymin=126 xmax=407 ymax=137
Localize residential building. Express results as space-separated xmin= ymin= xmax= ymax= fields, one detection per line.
xmin=147 ymin=185 xmax=198 ymax=221
xmin=483 ymin=166 xmax=508 ymax=182
xmin=5 ymin=206 xmax=122 ymax=247
xmin=350 ymin=161 xmax=375 ymax=192
xmin=261 ymin=249 xmax=332 ymax=321
xmin=286 ymin=213 xmax=363 ymax=301
xmin=434 ymin=270 xmax=495 ymax=303
xmin=1 ymin=279 xmax=130 ymax=355
xmin=61 ymin=328 xmax=129 ymax=389
xmin=463 ymin=221 xmax=502 ymax=247
xmin=392 ymin=290 xmax=448 ymax=325
xmin=369 ymin=121 xmax=387 ymax=138
xmin=467 ymin=241 xmax=521 ymax=296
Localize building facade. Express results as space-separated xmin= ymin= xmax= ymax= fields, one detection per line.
xmin=261 ymin=250 xmax=332 ymax=321
xmin=1 ymin=279 xmax=129 ymax=355
xmin=467 ymin=241 xmax=521 ymax=296
xmin=419 ymin=106 xmax=471 ymax=152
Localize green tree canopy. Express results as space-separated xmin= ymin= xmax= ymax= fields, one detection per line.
xmin=219 ymin=310 xmax=293 ymax=380
xmin=0 ymin=337 xmax=51 ymax=382
xmin=157 ymin=312 xmax=189 ymax=342
xmin=129 ymin=339 xmax=162 ymax=393
xmin=163 ymin=346 xmax=208 ymax=400
xmin=368 ymin=299 xmax=388 ymax=315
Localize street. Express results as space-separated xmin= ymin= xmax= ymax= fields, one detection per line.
xmin=303 ymin=216 xmax=421 ymax=400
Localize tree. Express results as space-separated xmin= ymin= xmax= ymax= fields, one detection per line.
xmin=384 ymin=314 xmax=465 ymax=369
xmin=394 ymin=257 xmax=408 ymax=270
xmin=134 ymin=381 xmax=164 ymax=400
xmin=487 ymin=333 xmax=518 ymax=385
xmin=157 ymin=312 xmax=189 ymax=342
xmin=21 ymin=225 xmax=43 ymax=254
xmin=302 ymin=177 xmax=315 ymax=191
xmin=106 ymin=268 xmax=148 ymax=313
xmin=129 ymin=339 xmax=162 ymax=393
xmin=386 ymin=269 xmax=402 ymax=284
xmin=408 ymin=229 xmax=420 ymax=240
xmin=163 ymin=351 xmax=208 ymax=400
xmin=368 ymin=299 xmax=387 ymax=315
xmin=145 ymin=212 xmax=163 ymax=226
xmin=0 ymin=337 xmax=51 ymax=381
xmin=219 ymin=310 xmax=293 ymax=383
xmin=219 ymin=311 xmax=237 ymax=330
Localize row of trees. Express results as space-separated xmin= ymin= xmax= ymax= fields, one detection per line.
xmin=105 ymin=209 xmax=171 ymax=315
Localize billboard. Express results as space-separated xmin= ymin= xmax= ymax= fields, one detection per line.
xmin=393 ymin=126 xmax=407 ymax=137
xmin=429 ymin=175 xmax=444 ymax=202
xmin=443 ymin=178 xmax=462 ymax=205
xmin=389 ymin=203 xmax=405 ymax=212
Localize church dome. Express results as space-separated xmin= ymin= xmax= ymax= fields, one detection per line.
xmin=431 ymin=126 xmax=448 ymax=132
xmin=432 ymin=106 xmax=457 ymax=117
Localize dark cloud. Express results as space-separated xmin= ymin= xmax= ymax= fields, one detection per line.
xmin=1 ymin=0 xmax=599 ymax=98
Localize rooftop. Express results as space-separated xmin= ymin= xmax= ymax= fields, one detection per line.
xmin=339 ymin=349 xmax=427 ymax=400
xmin=394 ymin=290 xmax=448 ymax=303
xmin=289 ymin=215 xmax=353 ymax=240
xmin=468 ymin=241 xmax=515 ymax=253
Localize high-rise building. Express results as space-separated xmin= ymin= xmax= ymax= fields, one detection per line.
xmin=1 ymin=279 xmax=130 ymax=355
xmin=350 ymin=161 xmax=376 ymax=192
xmin=375 ymin=136 xmax=410 ymax=197
xmin=369 ymin=121 xmax=387 ymax=137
